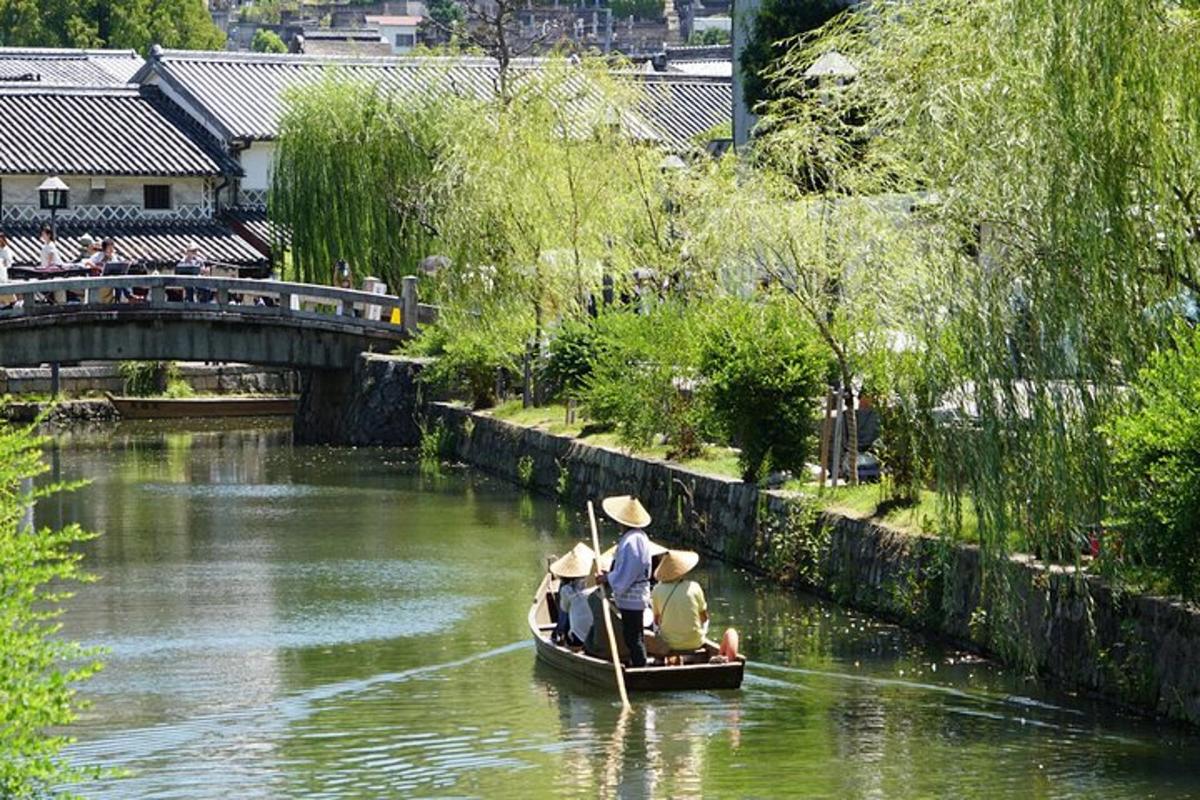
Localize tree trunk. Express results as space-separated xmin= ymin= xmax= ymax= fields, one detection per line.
xmin=841 ymin=369 xmax=859 ymax=486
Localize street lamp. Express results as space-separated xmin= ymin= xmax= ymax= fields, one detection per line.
xmin=38 ymin=176 xmax=69 ymax=237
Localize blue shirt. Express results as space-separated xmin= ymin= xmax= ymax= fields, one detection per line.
xmin=609 ymin=528 xmax=652 ymax=611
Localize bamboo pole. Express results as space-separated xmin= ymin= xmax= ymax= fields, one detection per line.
xmin=589 ymin=500 xmax=631 ymax=711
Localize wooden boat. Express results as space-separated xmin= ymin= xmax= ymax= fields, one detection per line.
xmin=529 ymin=572 xmax=745 ymax=692
xmin=105 ymin=393 xmax=297 ymax=419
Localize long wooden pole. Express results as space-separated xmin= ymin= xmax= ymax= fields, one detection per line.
xmin=589 ymin=500 xmax=631 ymax=711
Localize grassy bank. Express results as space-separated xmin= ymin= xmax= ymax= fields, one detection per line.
xmin=484 ymin=400 xmax=989 ymax=544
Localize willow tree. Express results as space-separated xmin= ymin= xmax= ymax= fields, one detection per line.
xmin=270 ymin=73 xmax=462 ymax=288
xmin=685 ymin=158 xmax=935 ymax=485
xmin=759 ymin=0 xmax=1200 ymax=656
xmin=428 ymin=59 xmax=682 ymax=334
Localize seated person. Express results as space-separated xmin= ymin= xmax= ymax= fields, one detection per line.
xmin=548 ymin=543 xmax=594 ymax=645
xmin=175 ymin=242 xmax=210 ymax=302
xmin=584 ymin=587 xmax=628 ymax=661
xmin=647 ymin=549 xmax=708 ymax=657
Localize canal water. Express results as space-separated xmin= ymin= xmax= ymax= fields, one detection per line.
xmin=39 ymin=422 xmax=1200 ymax=799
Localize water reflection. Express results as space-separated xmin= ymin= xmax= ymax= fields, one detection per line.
xmin=41 ymin=422 xmax=1200 ymax=799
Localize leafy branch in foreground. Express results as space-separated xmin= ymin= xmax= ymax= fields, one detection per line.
xmin=0 ymin=422 xmax=105 ymax=798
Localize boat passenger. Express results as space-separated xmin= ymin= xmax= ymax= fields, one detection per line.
xmin=596 ymin=495 xmax=653 ymax=668
xmin=647 ymin=549 xmax=708 ymax=659
xmin=548 ymin=543 xmax=595 ymax=647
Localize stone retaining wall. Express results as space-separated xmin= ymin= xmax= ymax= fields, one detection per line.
xmin=341 ymin=354 xmax=1200 ymax=725
xmin=0 ymin=363 xmax=295 ymax=396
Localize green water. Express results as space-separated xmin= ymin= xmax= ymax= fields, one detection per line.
xmin=38 ymin=423 xmax=1200 ymax=799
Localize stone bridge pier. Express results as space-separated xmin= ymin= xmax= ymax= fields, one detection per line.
xmin=294 ymin=354 xmax=429 ymax=446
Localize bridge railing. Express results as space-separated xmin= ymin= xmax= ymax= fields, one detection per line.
xmin=0 ymin=274 xmax=440 ymax=335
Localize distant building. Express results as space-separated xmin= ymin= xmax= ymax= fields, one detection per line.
xmin=0 ymin=79 xmax=266 ymax=271
xmin=0 ymin=47 xmax=143 ymax=85
xmin=134 ymin=48 xmax=735 ymax=211
xmin=365 ymin=15 xmax=423 ymax=54
xmin=293 ymin=29 xmax=393 ymax=57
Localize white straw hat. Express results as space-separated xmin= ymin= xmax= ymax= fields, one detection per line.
xmin=548 ymin=542 xmax=595 ymax=579
xmin=601 ymin=495 xmax=651 ymax=529
xmin=654 ymin=549 xmax=700 ymax=582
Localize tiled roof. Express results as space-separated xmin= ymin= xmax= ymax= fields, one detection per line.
xmin=2 ymin=220 xmax=270 ymax=269
xmin=365 ymin=15 xmax=422 ymax=26
xmin=0 ymin=85 xmax=232 ymax=176
xmin=665 ymin=60 xmax=732 ymax=78
xmin=0 ymin=47 xmax=143 ymax=86
xmin=630 ymin=75 xmax=731 ymax=151
xmin=135 ymin=50 xmax=664 ymax=145
xmin=225 ymin=207 xmax=289 ymax=254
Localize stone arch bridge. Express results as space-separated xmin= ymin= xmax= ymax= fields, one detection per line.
xmin=0 ymin=275 xmax=434 ymax=442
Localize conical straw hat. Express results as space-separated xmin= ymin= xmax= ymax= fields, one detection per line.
xmin=549 ymin=542 xmax=595 ymax=579
xmin=597 ymin=538 xmax=669 ymax=572
xmin=654 ymin=549 xmax=700 ymax=582
xmin=601 ymin=495 xmax=651 ymax=529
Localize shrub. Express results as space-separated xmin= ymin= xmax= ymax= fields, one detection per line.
xmin=699 ymin=298 xmax=826 ymax=482
xmin=120 ymin=361 xmax=181 ymax=397
xmin=582 ymin=303 xmax=710 ymax=457
xmin=251 ymin=29 xmax=288 ymax=53
xmin=688 ymin=28 xmax=730 ymax=45
xmin=539 ymin=317 xmax=599 ymax=402
xmin=1104 ymin=325 xmax=1200 ymax=599
xmin=408 ymin=307 xmax=528 ymax=409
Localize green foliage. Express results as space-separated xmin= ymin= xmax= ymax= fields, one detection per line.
xmin=251 ymin=28 xmax=287 ymax=53
xmin=1104 ymin=326 xmax=1200 ymax=599
xmin=758 ymin=495 xmax=823 ymax=583
xmin=271 ymin=75 xmax=453 ymax=288
xmin=409 ymin=306 xmax=528 ymax=409
xmin=688 ymin=27 xmax=730 ymax=45
xmin=699 ymin=297 xmax=826 ymax=481
xmin=516 ymin=455 xmax=535 ymax=487
xmin=119 ymin=360 xmax=181 ymax=397
xmin=749 ymin=0 xmax=1200 ymax=645
xmin=555 ymin=460 xmax=571 ymax=498
xmin=163 ymin=378 xmax=196 ymax=399
xmin=583 ymin=302 xmax=710 ymax=457
xmin=738 ymin=0 xmax=846 ymax=110
xmin=0 ymin=422 xmax=104 ymax=796
xmin=418 ymin=417 xmax=455 ymax=463
xmin=539 ymin=316 xmax=599 ymax=401
xmin=611 ymin=0 xmax=662 ymax=20
xmin=0 ymin=0 xmax=226 ymax=51
xmin=424 ymin=0 xmax=463 ymax=38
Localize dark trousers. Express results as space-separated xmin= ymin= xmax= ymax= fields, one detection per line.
xmin=620 ymin=607 xmax=647 ymax=667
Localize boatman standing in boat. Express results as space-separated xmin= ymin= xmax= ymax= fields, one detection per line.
xmin=597 ymin=495 xmax=653 ymax=668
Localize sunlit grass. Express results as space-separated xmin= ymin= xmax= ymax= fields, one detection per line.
xmin=485 ymin=400 xmax=744 ymax=479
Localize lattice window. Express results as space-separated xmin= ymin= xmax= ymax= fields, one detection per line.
xmin=239 ymin=189 xmax=268 ymax=210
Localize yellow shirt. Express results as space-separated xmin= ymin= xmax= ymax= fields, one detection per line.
xmin=651 ymin=579 xmax=707 ymax=651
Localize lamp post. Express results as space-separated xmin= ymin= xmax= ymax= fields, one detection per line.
xmin=37 ymin=176 xmax=69 ymax=238
xmin=38 ymin=176 xmax=69 ymax=400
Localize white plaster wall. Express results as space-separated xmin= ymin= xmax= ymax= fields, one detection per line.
xmin=377 ymin=23 xmax=419 ymax=53
xmin=0 ymin=175 xmax=211 ymax=220
xmin=239 ymin=143 xmax=276 ymax=193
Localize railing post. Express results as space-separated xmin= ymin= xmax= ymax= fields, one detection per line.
xmin=217 ymin=286 xmax=229 ymax=305
xmin=401 ymin=275 xmax=419 ymax=334
xmin=279 ymin=291 xmax=292 ymax=313
xmin=17 ymin=286 xmax=35 ymax=314
xmin=150 ymin=282 xmax=166 ymax=307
